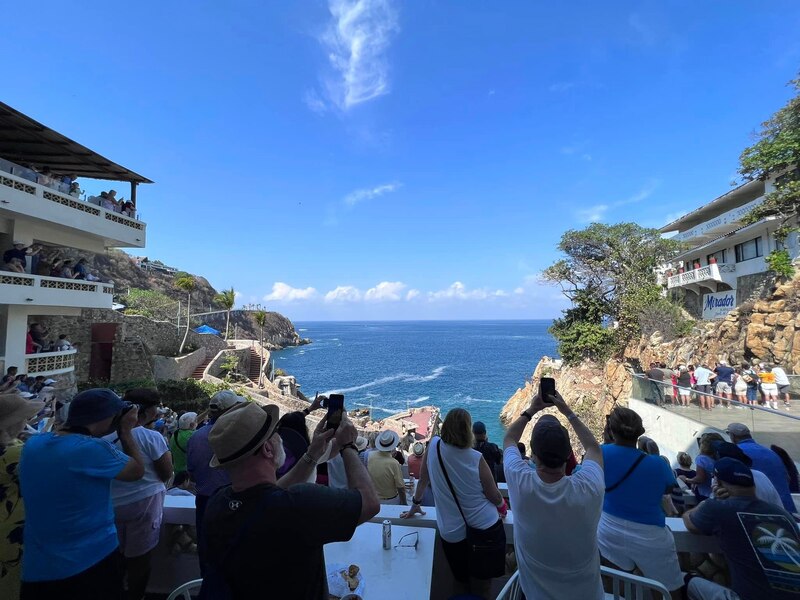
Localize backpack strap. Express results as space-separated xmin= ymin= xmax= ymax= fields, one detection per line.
xmin=436 ymin=439 xmax=468 ymax=526
xmin=605 ymin=453 xmax=646 ymax=493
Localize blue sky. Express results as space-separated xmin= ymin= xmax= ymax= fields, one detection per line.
xmin=3 ymin=1 xmax=800 ymax=320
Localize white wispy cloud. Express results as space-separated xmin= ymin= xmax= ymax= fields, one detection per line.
xmin=406 ymin=289 xmax=420 ymax=301
xmin=264 ymin=282 xmax=318 ymax=302
xmin=324 ymin=285 xmax=362 ymax=302
xmin=575 ymin=179 xmax=661 ymax=223
xmin=313 ymin=0 xmax=400 ymax=112
xmin=549 ymin=81 xmax=576 ymax=93
xmin=365 ymin=281 xmax=406 ymax=301
xmin=427 ymin=282 xmax=508 ymax=301
xmin=344 ymin=182 xmax=401 ymax=207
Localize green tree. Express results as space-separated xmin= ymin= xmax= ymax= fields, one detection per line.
xmin=214 ymin=287 xmax=236 ymax=340
xmin=175 ymin=274 xmax=196 ymax=354
xmin=543 ymin=223 xmax=684 ymax=364
xmin=254 ymin=310 xmax=268 ymax=385
xmin=122 ymin=288 xmax=178 ymax=320
xmin=740 ymin=76 xmax=800 ymax=277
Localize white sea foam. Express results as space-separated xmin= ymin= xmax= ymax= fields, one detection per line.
xmin=408 ymin=396 xmax=430 ymax=404
xmin=353 ymin=403 xmax=395 ymax=414
xmin=402 ymin=366 xmax=448 ymax=382
xmin=299 ymin=328 xmax=308 ymax=331
xmin=324 ymin=366 xmax=448 ymax=395
xmin=464 ymin=395 xmax=502 ymax=404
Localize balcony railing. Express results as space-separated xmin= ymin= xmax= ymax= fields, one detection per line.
xmin=0 ymin=272 xmax=113 ymax=309
xmin=0 ymin=170 xmax=146 ymax=248
xmin=666 ymin=263 xmax=735 ymax=289
xmin=25 ymin=349 xmax=77 ymax=376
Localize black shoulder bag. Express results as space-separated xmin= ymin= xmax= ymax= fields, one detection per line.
xmin=436 ymin=440 xmax=506 ymax=580
xmin=605 ymin=452 xmax=646 ymax=493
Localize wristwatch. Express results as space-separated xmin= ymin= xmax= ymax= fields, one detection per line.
xmin=340 ymin=442 xmax=358 ymax=454
xmin=302 ymin=407 xmax=312 ymax=415
xmin=411 ymin=497 xmax=422 ymax=506
xmin=521 ymin=410 xmax=533 ymax=421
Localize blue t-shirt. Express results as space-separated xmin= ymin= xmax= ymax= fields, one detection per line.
xmin=738 ymin=439 xmax=797 ymax=513
xmin=19 ymin=432 xmax=129 ymax=581
xmin=601 ymin=444 xmax=675 ymax=527
xmin=714 ymin=365 xmax=735 ymax=385
xmin=689 ymin=496 xmax=800 ymax=599
xmin=694 ymin=454 xmax=715 ymax=498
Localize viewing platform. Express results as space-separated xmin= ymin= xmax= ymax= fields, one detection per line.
xmin=666 ymin=262 xmax=736 ymax=292
xmin=0 ymin=272 xmax=113 ymax=309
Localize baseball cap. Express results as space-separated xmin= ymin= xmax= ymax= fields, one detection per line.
xmin=726 ymin=423 xmax=751 ymax=437
xmin=712 ymin=441 xmax=753 ymax=466
xmin=209 ymin=390 xmax=246 ymax=413
xmin=472 ymin=421 xmax=487 ymax=435
xmin=209 ymin=402 xmax=280 ymax=468
xmin=66 ymin=388 xmax=125 ymax=426
xmin=531 ymin=415 xmax=571 ymax=467
xmin=714 ymin=457 xmax=754 ymax=487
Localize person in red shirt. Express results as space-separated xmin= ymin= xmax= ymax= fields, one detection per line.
xmin=407 ymin=441 xmax=424 ymax=478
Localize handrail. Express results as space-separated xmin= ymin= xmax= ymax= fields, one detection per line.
xmin=0 ymin=272 xmax=113 ymax=293
xmin=630 ymin=372 xmax=800 ymax=422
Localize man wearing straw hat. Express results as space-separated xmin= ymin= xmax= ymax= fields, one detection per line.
xmin=367 ymin=429 xmax=406 ymax=505
xmin=202 ymin=403 xmax=379 ymax=599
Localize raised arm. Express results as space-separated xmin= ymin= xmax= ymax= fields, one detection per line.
xmin=115 ymin=407 xmax=146 ymax=482
xmin=277 ymin=415 xmax=335 ymax=489
xmin=337 ymin=415 xmax=380 ymax=524
xmin=549 ymin=392 xmax=602 ymax=467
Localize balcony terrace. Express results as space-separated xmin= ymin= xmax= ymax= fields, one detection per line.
xmin=666 ymin=262 xmax=736 ymax=292
xmin=0 ymin=272 xmax=113 ymax=309
xmin=0 ymin=169 xmax=146 ymax=249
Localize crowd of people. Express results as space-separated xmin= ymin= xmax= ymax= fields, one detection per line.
xmin=644 ymin=359 xmax=793 ymax=411
xmin=1 ymin=380 xmax=799 ymax=600
xmin=2 ymin=242 xmax=103 ymax=282
xmin=88 ymin=190 xmax=135 ymax=217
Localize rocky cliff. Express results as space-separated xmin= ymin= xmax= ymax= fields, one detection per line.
xmin=37 ymin=247 xmax=306 ymax=349
xmin=501 ymin=273 xmax=800 ymax=453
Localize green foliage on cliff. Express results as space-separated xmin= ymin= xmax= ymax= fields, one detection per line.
xmin=122 ymin=288 xmax=178 ymax=320
xmin=765 ymin=248 xmax=795 ymax=278
xmin=740 ymin=76 xmax=800 ymax=247
xmin=544 ymin=223 xmax=687 ymax=364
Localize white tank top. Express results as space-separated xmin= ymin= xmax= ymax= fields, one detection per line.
xmin=426 ymin=436 xmax=499 ymax=542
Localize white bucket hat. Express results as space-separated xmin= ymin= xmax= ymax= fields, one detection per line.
xmin=375 ymin=429 xmax=400 ymax=452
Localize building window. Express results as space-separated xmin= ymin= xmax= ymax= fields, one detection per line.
xmin=707 ymin=249 xmax=727 ymax=264
xmin=735 ymin=237 xmax=762 ymax=262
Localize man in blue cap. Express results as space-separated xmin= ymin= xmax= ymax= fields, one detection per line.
xmin=683 ymin=457 xmax=800 ymax=599
xmin=19 ymin=388 xmax=146 ymax=600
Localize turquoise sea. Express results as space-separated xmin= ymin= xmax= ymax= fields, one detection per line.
xmin=273 ymin=320 xmax=558 ymax=443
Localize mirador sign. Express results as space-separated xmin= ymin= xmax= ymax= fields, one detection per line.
xmin=702 ymin=289 xmax=737 ymax=320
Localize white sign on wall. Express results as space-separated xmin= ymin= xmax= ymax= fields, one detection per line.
xmin=702 ymin=289 xmax=737 ymax=320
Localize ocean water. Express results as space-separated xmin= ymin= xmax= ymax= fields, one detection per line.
xmin=273 ymin=320 xmax=557 ymax=443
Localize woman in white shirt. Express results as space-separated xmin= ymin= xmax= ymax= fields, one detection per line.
xmin=402 ymin=408 xmax=505 ymax=599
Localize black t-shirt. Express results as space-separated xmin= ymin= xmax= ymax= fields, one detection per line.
xmin=3 ymin=247 xmax=26 ymax=264
xmin=204 ymin=482 xmax=362 ymax=600
xmin=475 ymin=440 xmax=504 ymax=482
xmin=690 ymin=496 xmax=800 ymax=599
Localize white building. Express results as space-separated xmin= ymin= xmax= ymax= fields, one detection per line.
xmin=0 ymin=102 xmax=150 ymax=380
xmin=659 ymin=177 xmax=799 ymax=319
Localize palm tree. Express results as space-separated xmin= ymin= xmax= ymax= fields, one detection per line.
xmin=175 ymin=275 xmax=196 ymax=354
xmin=254 ymin=310 xmax=268 ymax=386
xmin=215 ymin=287 xmax=236 ymax=340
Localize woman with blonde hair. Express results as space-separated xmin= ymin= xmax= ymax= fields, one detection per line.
xmin=402 ymin=408 xmax=506 ymax=599
xmin=679 ymin=431 xmax=724 ymax=502
xmin=0 ymin=392 xmax=44 ymax=598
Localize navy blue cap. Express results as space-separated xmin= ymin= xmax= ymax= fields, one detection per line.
xmin=66 ymin=388 xmax=125 ymax=426
xmin=714 ymin=457 xmax=754 ymax=487
xmin=472 ymin=421 xmax=487 ymax=435
xmin=712 ymin=441 xmax=753 ymax=467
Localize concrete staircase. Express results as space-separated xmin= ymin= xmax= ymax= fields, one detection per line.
xmin=248 ymin=347 xmax=262 ymax=384
xmin=191 ymin=356 xmax=213 ymax=380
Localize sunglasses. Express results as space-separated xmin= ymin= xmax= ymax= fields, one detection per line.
xmin=394 ymin=531 xmax=419 ymax=550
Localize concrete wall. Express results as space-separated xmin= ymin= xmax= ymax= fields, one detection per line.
xmin=627 ymin=398 xmax=723 ymax=466
xmin=736 ymin=272 xmax=773 ymax=305
xmin=32 ymin=309 xmax=227 ymax=384
xmin=205 ymin=347 xmax=250 ymax=379
xmin=152 ymin=347 xmax=207 ymax=381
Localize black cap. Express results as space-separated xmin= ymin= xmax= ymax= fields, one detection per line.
xmin=472 ymin=421 xmax=487 ymax=435
xmin=531 ymin=415 xmax=571 ymax=467
xmin=66 ymin=388 xmax=125 ymax=426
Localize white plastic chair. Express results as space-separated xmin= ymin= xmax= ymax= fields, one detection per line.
xmin=602 ymin=566 xmax=671 ymax=600
xmin=495 ymin=571 xmax=522 ymax=600
xmin=166 ymin=578 xmax=203 ymax=600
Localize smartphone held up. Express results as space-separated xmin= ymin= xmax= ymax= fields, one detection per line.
xmin=539 ymin=377 xmax=556 ymax=404
xmin=325 ymin=393 xmax=345 ymax=430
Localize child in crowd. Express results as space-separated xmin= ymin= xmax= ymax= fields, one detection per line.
xmin=672 ymin=452 xmax=696 ymax=514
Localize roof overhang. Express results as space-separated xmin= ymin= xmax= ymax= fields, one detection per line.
xmin=0 ymin=102 xmax=152 ymax=184
xmin=659 ymin=179 xmax=764 ymax=234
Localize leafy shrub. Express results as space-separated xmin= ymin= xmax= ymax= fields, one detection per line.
xmin=637 ymin=298 xmax=695 ymax=342
xmin=765 ymin=249 xmax=795 ymax=279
